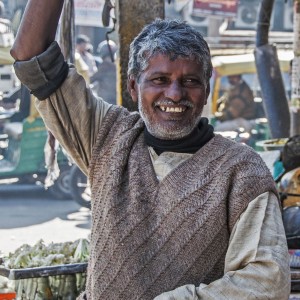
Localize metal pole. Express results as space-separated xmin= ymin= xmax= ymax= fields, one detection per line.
xmin=290 ymin=0 xmax=300 ymax=136
xmin=255 ymin=0 xmax=291 ymax=138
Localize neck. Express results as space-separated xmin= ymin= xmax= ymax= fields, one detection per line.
xmin=144 ymin=117 xmax=214 ymax=155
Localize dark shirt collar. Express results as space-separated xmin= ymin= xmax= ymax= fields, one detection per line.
xmin=144 ymin=117 xmax=215 ymax=155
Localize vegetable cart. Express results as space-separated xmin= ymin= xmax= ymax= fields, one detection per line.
xmin=0 ymin=262 xmax=87 ymax=299
xmin=0 ymin=239 xmax=89 ymax=300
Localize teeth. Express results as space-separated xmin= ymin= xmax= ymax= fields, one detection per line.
xmin=160 ymin=106 xmax=185 ymax=113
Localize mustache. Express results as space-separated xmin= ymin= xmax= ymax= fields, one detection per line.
xmin=154 ymin=99 xmax=194 ymax=108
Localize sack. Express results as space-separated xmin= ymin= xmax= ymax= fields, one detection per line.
xmin=283 ymin=206 xmax=300 ymax=249
xmin=281 ymin=135 xmax=300 ymax=172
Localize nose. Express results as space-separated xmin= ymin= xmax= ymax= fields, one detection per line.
xmin=164 ymin=81 xmax=185 ymax=102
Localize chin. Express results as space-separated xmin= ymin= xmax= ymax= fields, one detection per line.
xmin=146 ymin=123 xmax=197 ymax=140
xmin=140 ymin=104 xmax=202 ymax=140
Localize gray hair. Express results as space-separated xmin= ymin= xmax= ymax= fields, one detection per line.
xmin=128 ymin=19 xmax=213 ymax=84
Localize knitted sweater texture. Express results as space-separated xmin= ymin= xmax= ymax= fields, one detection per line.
xmin=85 ymin=106 xmax=278 ymax=300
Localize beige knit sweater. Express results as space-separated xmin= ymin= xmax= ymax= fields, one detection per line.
xmin=82 ymin=106 xmax=278 ymax=300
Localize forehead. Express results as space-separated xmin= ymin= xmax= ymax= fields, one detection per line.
xmin=143 ymin=53 xmax=203 ymax=75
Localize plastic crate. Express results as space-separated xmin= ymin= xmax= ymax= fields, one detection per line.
xmin=0 ymin=292 xmax=16 ymax=300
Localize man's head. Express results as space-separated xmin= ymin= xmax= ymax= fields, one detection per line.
xmin=97 ymin=40 xmax=117 ymax=62
xmin=228 ymin=74 xmax=242 ymax=86
xmin=127 ymin=19 xmax=212 ymax=140
xmin=127 ymin=19 xmax=212 ymax=84
xmin=76 ymin=34 xmax=90 ymax=54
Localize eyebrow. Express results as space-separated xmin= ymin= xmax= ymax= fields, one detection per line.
xmin=148 ymin=71 xmax=201 ymax=78
xmin=148 ymin=71 xmax=171 ymax=76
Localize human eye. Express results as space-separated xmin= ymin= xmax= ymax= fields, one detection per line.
xmin=182 ymin=78 xmax=202 ymax=87
xmin=151 ymin=76 xmax=168 ymax=85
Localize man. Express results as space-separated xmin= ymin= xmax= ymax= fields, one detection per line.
xmin=11 ymin=1 xmax=290 ymax=299
xmin=74 ymin=49 xmax=90 ymax=85
xmin=90 ymin=40 xmax=117 ymax=104
xmin=215 ymin=74 xmax=257 ymax=132
xmin=76 ymin=34 xmax=98 ymax=78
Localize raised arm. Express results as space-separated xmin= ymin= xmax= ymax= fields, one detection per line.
xmin=10 ymin=0 xmax=113 ymax=175
xmin=10 ymin=0 xmax=64 ymax=60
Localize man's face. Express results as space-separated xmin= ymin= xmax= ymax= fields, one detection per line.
xmin=128 ymin=54 xmax=210 ymax=140
xmin=228 ymin=75 xmax=241 ymax=86
xmin=76 ymin=42 xmax=87 ymax=54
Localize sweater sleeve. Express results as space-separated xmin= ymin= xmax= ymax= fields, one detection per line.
xmin=154 ymin=192 xmax=291 ymax=300
xmin=13 ymin=42 xmax=112 ymax=174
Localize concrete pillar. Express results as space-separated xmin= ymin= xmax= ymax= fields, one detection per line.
xmin=115 ymin=0 xmax=164 ymax=110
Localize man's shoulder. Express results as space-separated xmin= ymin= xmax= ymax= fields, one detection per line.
xmin=211 ymin=135 xmax=276 ymax=191
xmin=103 ymin=105 xmax=142 ymax=128
xmin=212 ymin=134 xmax=265 ymax=163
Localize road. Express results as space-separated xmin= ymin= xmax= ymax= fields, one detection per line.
xmin=0 ymin=183 xmax=91 ymax=257
xmin=2 ymin=184 xmax=300 ymax=299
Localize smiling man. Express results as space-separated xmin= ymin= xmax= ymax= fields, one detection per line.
xmin=10 ymin=1 xmax=290 ymax=299
xmin=129 ymin=54 xmax=209 ymax=140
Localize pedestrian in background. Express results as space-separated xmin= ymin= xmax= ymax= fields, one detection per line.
xmin=215 ymin=74 xmax=256 ymax=132
xmin=75 ymin=34 xmax=97 ymax=78
xmin=91 ymin=40 xmax=117 ymax=104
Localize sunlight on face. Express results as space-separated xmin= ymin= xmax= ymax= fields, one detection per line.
xmin=138 ymin=90 xmax=203 ymax=140
xmin=136 ymin=54 xmax=208 ymax=140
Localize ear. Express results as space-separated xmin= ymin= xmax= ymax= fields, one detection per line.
xmin=127 ymin=75 xmax=139 ymax=103
xmin=204 ymin=82 xmax=210 ymax=105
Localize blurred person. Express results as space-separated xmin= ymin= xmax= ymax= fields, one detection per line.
xmin=11 ymin=1 xmax=290 ymax=299
xmin=86 ymin=42 xmax=94 ymax=54
xmin=0 ymin=1 xmax=4 ymax=16
xmin=215 ymin=74 xmax=256 ymax=131
xmin=0 ymin=2 xmax=12 ymax=31
xmin=75 ymin=34 xmax=97 ymax=77
xmin=74 ymin=51 xmax=90 ymax=85
xmin=86 ymin=42 xmax=103 ymax=69
xmin=90 ymin=40 xmax=117 ymax=104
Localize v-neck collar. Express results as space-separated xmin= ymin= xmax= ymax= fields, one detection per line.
xmin=140 ymin=134 xmax=227 ymax=193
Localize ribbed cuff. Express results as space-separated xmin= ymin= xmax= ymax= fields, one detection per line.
xmin=13 ymin=41 xmax=69 ymax=100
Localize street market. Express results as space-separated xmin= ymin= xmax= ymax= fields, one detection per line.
xmin=1 ymin=0 xmax=300 ymax=299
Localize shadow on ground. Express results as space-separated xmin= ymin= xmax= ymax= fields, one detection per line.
xmin=0 ymin=184 xmax=91 ymax=229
